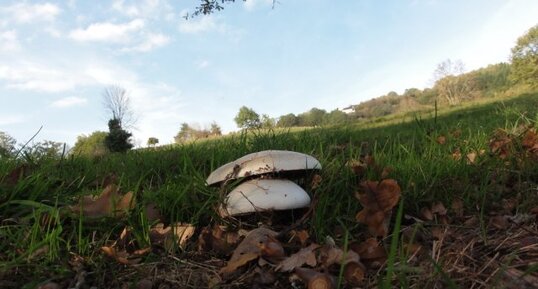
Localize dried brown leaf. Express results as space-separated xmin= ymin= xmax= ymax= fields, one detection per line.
xmin=489 ymin=215 xmax=509 ymax=230
xmin=276 ymin=243 xmax=320 ymax=272
xmin=318 ymin=245 xmax=360 ymax=268
xmin=431 ymin=202 xmax=447 ymax=216
xmin=311 ymin=174 xmax=322 ymax=190
xmin=219 ymin=252 xmax=258 ymax=275
xmin=403 ymin=243 xmax=423 ymax=256
xmin=466 ymin=152 xmax=477 ymax=164
xmin=357 ymin=179 xmax=401 ymax=212
xmin=221 ymin=228 xmax=279 ymax=275
xmin=522 ymin=129 xmax=538 ymax=150
xmin=37 ymin=282 xmax=61 ymax=289
xmin=136 ymin=279 xmax=153 ymax=289
xmin=347 ymin=160 xmax=367 ymax=177
xmin=356 ymin=209 xmax=389 ymax=237
xmin=101 ymin=246 xmax=138 ymax=265
xmin=289 ymin=229 xmax=310 ymax=246
xmin=452 ymin=148 xmax=462 ymax=161
xmin=150 ymin=222 xmax=195 ymax=250
xmin=420 ymin=207 xmax=434 ymax=221
xmin=381 ymin=166 xmax=393 ymax=179
xmin=451 ymin=198 xmax=464 ymax=218
xmin=145 ymin=203 xmax=163 ymax=223
xmin=489 ymin=130 xmax=512 ymax=159
xmin=70 ymin=185 xmax=135 ymax=218
xmin=350 ymin=238 xmax=386 ymax=269
xmin=451 ymin=129 xmax=462 ymax=138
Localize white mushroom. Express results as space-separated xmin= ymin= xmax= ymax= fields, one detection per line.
xmin=219 ymin=179 xmax=311 ymax=217
xmin=206 ymin=150 xmax=321 ymax=186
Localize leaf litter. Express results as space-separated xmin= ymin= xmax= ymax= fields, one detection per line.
xmin=3 ymin=124 xmax=538 ymax=289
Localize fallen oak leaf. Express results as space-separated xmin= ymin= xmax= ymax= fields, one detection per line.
xmin=70 ymin=185 xmax=135 ymax=218
xmin=101 ymin=246 xmax=140 ymax=265
xmin=420 ymin=207 xmax=434 ymax=221
xmin=522 ymin=129 xmax=538 ymax=150
xmin=276 ymin=243 xmax=320 ymax=272
xmin=430 ymin=202 xmax=447 ymax=216
xmin=466 ymin=152 xmax=477 ymax=164
xmin=356 ymin=179 xmax=401 ymax=212
xmin=350 ymin=238 xmax=387 ymax=269
xmin=219 ymin=252 xmax=259 ymax=275
xmin=258 ymin=234 xmax=286 ymax=263
xmin=451 ymin=148 xmax=462 ymax=161
xmin=451 ymin=198 xmax=464 ymax=218
xmin=150 ymin=222 xmax=195 ymax=250
xmin=356 ymin=209 xmax=389 ymax=237
xmin=318 ymin=244 xmax=360 ymax=268
xmin=355 ymin=179 xmax=401 ymax=237
xmin=489 ymin=215 xmax=510 ymax=230
xmin=288 ymin=229 xmax=310 ymax=246
xmin=489 ymin=130 xmax=512 ymax=159
xmin=220 ymin=228 xmax=281 ymax=276
xmin=197 ymin=225 xmax=244 ymax=254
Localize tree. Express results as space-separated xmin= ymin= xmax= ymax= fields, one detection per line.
xmin=175 ymin=123 xmax=192 ymax=143
xmin=72 ymin=131 xmax=109 ymax=157
xmin=510 ymin=24 xmax=538 ymax=87
xmin=299 ymin=108 xmax=327 ymax=127
xmin=0 ymin=131 xmax=16 ymax=158
xmin=103 ymin=85 xmax=135 ymax=128
xmin=323 ymin=109 xmax=349 ymax=126
xmin=234 ymin=106 xmax=261 ymax=129
xmin=433 ymin=59 xmax=470 ymax=105
xmin=105 ymin=118 xmax=133 ymax=153
xmin=21 ymin=140 xmax=65 ymax=160
xmin=261 ymin=114 xmax=276 ymax=129
xmin=210 ymin=122 xmax=222 ymax=136
xmin=147 ymin=137 xmax=159 ymax=147
xmin=188 ymin=0 xmax=276 ymax=18
xmin=277 ymin=113 xmax=298 ymax=127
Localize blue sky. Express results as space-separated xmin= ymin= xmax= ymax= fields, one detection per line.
xmin=0 ymin=0 xmax=537 ymax=147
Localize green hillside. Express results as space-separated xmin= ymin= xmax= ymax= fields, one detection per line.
xmin=1 ymin=92 xmax=537 ymax=288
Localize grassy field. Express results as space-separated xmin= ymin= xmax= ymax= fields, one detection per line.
xmin=1 ymin=92 xmax=538 ymax=289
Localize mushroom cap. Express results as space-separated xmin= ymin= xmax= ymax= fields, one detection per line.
xmin=219 ymin=179 xmax=311 ymax=217
xmin=206 ymin=150 xmax=321 ymax=186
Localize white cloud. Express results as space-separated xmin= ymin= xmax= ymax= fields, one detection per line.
xmin=0 ymin=63 xmax=86 ymax=92
xmin=196 ymin=59 xmax=210 ymax=69
xmin=178 ymin=16 xmax=218 ymax=34
xmin=0 ymin=114 xmax=25 ymax=126
xmin=2 ymin=3 xmax=61 ymax=23
xmin=44 ymin=27 xmax=62 ymax=38
xmin=69 ymin=19 xmax=145 ymax=43
xmin=50 ymin=96 xmax=88 ymax=108
xmin=69 ymin=19 xmax=170 ymax=52
xmin=0 ymin=30 xmax=20 ymax=51
xmin=244 ymin=0 xmax=273 ymax=11
xmin=112 ymin=0 xmax=175 ymax=21
xmin=122 ymin=32 xmax=170 ymax=52
xmin=178 ymin=15 xmax=245 ymax=42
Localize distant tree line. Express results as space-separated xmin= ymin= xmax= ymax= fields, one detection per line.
xmin=174 ymin=122 xmax=222 ymax=143
xmin=262 ymin=24 xmax=537 ymax=127
xmin=0 ymin=131 xmax=66 ymax=161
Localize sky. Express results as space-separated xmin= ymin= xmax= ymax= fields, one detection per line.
xmin=0 ymin=0 xmax=537 ymax=147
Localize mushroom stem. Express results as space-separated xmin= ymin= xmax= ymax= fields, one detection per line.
xmin=295 ymin=267 xmax=335 ymax=289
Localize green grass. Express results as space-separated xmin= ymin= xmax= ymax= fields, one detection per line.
xmin=1 ymin=92 xmax=537 ymax=288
